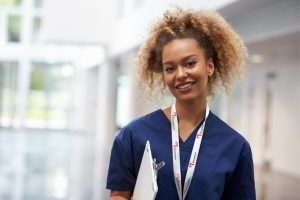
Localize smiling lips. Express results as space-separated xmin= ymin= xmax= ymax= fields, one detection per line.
xmin=176 ymin=82 xmax=194 ymax=91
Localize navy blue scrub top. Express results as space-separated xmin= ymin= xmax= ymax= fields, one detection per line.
xmin=106 ymin=109 xmax=256 ymax=200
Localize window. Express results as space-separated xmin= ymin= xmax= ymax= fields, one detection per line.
xmin=116 ymin=76 xmax=130 ymax=128
xmin=33 ymin=0 xmax=42 ymax=8
xmin=0 ymin=129 xmax=17 ymax=200
xmin=23 ymin=133 xmax=70 ymax=200
xmin=133 ymin=0 xmax=143 ymax=8
xmin=0 ymin=0 xmax=22 ymax=7
xmin=31 ymin=17 xmax=41 ymax=43
xmin=0 ymin=62 xmax=18 ymax=127
xmin=26 ymin=63 xmax=74 ymax=129
xmin=7 ymin=15 xmax=21 ymax=42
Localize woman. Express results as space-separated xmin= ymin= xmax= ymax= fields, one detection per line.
xmin=106 ymin=7 xmax=256 ymax=200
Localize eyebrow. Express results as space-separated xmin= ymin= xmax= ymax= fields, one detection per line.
xmin=162 ymin=55 xmax=198 ymax=66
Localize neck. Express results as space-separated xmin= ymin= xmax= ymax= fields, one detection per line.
xmin=175 ymin=98 xmax=207 ymax=126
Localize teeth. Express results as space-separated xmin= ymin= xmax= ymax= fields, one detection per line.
xmin=178 ymin=83 xmax=192 ymax=89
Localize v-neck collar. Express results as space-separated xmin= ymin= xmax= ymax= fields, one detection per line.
xmin=159 ymin=108 xmax=205 ymax=144
xmin=179 ymin=119 xmax=204 ymax=145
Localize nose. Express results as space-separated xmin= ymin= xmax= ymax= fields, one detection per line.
xmin=176 ymin=66 xmax=187 ymax=80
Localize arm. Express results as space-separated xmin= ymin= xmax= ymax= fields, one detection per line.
xmin=106 ymin=128 xmax=136 ymax=197
xmin=110 ymin=190 xmax=132 ymax=200
xmin=222 ymin=142 xmax=256 ymax=200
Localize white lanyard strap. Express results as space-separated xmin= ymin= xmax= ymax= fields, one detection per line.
xmin=171 ymin=103 xmax=209 ymax=200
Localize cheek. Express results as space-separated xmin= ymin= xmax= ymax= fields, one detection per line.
xmin=163 ymin=74 xmax=172 ymax=86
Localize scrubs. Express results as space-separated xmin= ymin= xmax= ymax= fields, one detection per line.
xmin=106 ymin=109 xmax=256 ymax=200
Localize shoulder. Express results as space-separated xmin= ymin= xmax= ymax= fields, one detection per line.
xmin=206 ymin=111 xmax=250 ymax=148
xmin=111 ymin=109 xmax=168 ymax=167
xmin=115 ymin=109 xmax=166 ymax=140
xmin=126 ymin=109 xmax=165 ymax=130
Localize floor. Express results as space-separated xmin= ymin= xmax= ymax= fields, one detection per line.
xmin=255 ymin=167 xmax=300 ymax=200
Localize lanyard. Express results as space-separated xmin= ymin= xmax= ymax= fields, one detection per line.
xmin=171 ymin=103 xmax=209 ymax=200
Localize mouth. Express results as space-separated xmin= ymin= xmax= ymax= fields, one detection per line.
xmin=176 ymin=82 xmax=194 ymax=90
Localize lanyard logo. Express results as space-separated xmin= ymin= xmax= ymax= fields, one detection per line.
xmin=188 ymin=152 xmax=198 ymax=168
xmin=173 ymin=141 xmax=179 ymax=160
xmin=172 ymin=111 xmax=177 ymax=117
xmin=196 ymin=132 xmax=203 ymax=139
xmin=172 ymin=111 xmax=177 ymax=131
xmin=173 ymin=141 xmax=179 ymax=148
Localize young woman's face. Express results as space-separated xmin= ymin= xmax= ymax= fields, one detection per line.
xmin=162 ymin=38 xmax=214 ymax=103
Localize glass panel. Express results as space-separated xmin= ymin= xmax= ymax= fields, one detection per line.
xmin=0 ymin=174 xmax=14 ymax=200
xmin=0 ymin=130 xmax=17 ymax=200
xmin=7 ymin=15 xmax=21 ymax=43
xmin=23 ymin=132 xmax=71 ymax=200
xmin=0 ymin=62 xmax=18 ymax=127
xmin=133 ymin=0 xmax=143 ymax=7
xmin=116 ymin=76 xmax=130 ymax=128
xmin=23 ymin=173 xmax=47 ymax=200
xmin=33 ymin=0 xmax=42 ymax=8
xmin=26 ymin=63 xmax=74 ymax=129
xmin=0 ymin=0 xmax=21 ymax=7
xmin=31 ymin=17 xmax=41 ymax=43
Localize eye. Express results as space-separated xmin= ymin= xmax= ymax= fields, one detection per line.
xmin=164 ymin=66 xmax=175 ymax=73
xmin=186 ymin=60 xmax=197 ymax=68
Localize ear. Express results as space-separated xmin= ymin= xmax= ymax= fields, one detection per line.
xmin=207 ymin=58 xmax=214 ymax=77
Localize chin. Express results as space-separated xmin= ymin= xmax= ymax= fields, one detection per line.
xmin=175 ymin=95 xmax=198 ymax=103
xmin=174 ymin=92 xmax=206 ymax=104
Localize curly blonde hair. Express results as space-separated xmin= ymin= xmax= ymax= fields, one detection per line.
xmin=136 ymin=7 xmax=247 ymax=99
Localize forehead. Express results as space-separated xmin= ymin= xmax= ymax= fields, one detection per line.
xmin=162 ymin=38 xmax=205 ymax=62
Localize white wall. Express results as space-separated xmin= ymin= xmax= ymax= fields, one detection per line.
xmin=269 ymin=64 xmax=300 ymax=176
xmin=108 ymin=0 xmax=238 ymax=57
xmin=239 ymin=32 xmax=300 ymax=177
xmin=243 ymin=63 xmax=300 ymax=177
xmin=43 ymin=0 xmax=118 ymax=45
xmin=42 ymin=0 xmax=237 ymax=47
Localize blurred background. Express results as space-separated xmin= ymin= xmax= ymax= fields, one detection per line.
xmin=0 ymin=0 xmax=299 ymax=199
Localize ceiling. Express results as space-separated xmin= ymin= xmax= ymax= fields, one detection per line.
xmin=219 ymin=0 xmax=281 ymax=20
xmin=248 ymin=31 xmax=300 ymax=60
